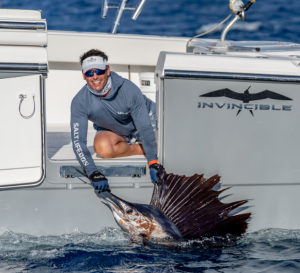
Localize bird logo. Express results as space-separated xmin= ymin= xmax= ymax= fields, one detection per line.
xmin=200 ymin=86 xmax=292 ymax=116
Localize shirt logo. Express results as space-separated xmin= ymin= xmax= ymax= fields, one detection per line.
xmin=73 ymin=123 xmax=89 ymax=166
xmin=118 ymin=111 xmax=131 ymax=115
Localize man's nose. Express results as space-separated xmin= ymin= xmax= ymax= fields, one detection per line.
xmin=93 ymin=73 xmax=98 ymax=80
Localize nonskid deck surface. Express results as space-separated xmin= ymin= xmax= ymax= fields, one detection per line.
xmin=47 ymin=125 xmax=146 ymax=161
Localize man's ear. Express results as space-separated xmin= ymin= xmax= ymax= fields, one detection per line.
xmin=106 ymin=66 xmax=111 ymax=76
xmin=82 ymin=71 xmax=86 ymax=80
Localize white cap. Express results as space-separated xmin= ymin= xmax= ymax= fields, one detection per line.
xmin=82 ymin=56 xmax=107 ymax=73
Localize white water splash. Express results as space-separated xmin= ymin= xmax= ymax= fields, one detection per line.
xmin=0 ymin=227 xmax=129 ymax=253
xmin=196 ymin=21 xmax=264 ymax=34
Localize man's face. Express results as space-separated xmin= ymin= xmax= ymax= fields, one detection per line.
xmin=82 ymin=66 xmax=111 ymax=91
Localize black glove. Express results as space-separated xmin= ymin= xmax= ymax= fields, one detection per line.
xmin=149 ymin=163 xmax=161 ymax=185
xmin=89 ymin=171 xmax=108 ymax=192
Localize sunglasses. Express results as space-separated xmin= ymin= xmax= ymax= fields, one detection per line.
xmin=84 ymin=68 xmax=107 ymax=78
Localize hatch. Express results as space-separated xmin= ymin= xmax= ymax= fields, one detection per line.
xmin=0 ymin=74 xmax=45 ymax=188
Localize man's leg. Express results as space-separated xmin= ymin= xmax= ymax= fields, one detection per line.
xmin=94 ymin=131 xmax=145 ymax=158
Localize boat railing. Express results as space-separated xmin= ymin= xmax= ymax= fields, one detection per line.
xmin=101 ymin=0 xmax=148 ymax=34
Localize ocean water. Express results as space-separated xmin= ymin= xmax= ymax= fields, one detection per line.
xmin=1 ymin=0 xmax=300 ymax=272
xmin=1 ymin=0 xmax=300 ymax=43
xmin=1 ymin=227 xmax=300 ymax=272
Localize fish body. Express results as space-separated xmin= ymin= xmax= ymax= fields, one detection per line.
xmin=98 ymin=166 xmax=251 ymax=240
xmin=97 ymin=191 xmax=183 ymax=239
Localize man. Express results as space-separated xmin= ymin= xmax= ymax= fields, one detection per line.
xmin=71 ymin=49 xmax=161 ymax=191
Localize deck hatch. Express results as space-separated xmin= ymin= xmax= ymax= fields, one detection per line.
xmin=60 ymin=165 xmax=146 ymax=178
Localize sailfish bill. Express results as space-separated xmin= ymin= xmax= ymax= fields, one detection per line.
xmin=96 ymin=165 xmax=251 ymax=241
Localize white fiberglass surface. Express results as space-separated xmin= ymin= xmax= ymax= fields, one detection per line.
xmin=0 ymin=9 xmax=42 ymax=20
xmin=0 ymin=167 xmax=42 ymax=185
xmin=0 ymin=75 xmax=42 ymax=170
xmin=47 ymin=127 xmax=146 ymax=161
xmin=0 ymin=75 xmax=43 ymax=187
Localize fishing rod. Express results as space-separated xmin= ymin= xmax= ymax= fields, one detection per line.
xmin=186 ymin=0 xmax=257 ymax=50
xmin=222 ymin=0 xmax=257 ymax=41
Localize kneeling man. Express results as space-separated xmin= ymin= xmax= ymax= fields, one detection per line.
xmin=71 ymin=49 xmax=160 ymax=191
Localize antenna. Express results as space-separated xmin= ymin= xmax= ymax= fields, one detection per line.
xmin=101 ymin=0 xmax=148 ymax=34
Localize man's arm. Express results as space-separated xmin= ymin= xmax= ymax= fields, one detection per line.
xmin=129 ymin=84 xmax=158 ymax=165
xmin=70 ymin=98 xmax=98 ymax=177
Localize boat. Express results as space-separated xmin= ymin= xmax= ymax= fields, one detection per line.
xmin=0 ymin=0 xmax=300 ymax=235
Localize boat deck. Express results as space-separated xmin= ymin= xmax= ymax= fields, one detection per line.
xmin=47 ymin=126 xmax=146 ymax=162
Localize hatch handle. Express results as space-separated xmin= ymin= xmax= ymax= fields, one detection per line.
xmin=19 ymin=94 xmax=35 ymax=119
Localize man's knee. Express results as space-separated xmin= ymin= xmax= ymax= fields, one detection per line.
xmin=94 ymin=138 xmax=114 ymax=158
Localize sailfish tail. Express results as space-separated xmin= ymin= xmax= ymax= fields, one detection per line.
xmin=150 ymin=167 xmax=251 ymax=240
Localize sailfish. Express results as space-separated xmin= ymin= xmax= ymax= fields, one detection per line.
xmin=96 ymin=165 xmax=251 ymax=241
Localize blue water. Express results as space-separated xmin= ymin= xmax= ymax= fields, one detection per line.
xmin=1 ymin=0 xmax=300 ymax=272
xmin=1 ymin=0 xmax=300 ymax=43
xmin=1 ymin=228 xmax=300 ymax=272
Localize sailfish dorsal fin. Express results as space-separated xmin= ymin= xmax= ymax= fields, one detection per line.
xmin=150 ymin=167 xmax=251 ymax=239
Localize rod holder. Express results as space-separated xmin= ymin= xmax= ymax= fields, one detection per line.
xmin=102 ymin=0 xmax=109 ymax=18
xmin=102 ymin=0 xmax=148 ymax=34
xmin=132 ymin=0 xmax=148 ymax=20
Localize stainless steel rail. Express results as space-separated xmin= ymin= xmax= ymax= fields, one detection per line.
xmin=164 ymin=70 xmax=300 ymax=83
xmin=0 ymin=63 xmax=48 ymax=72
xmin=0 ymin=21 xmax=46 ymax=31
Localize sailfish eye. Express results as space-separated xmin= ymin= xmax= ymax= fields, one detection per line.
xmin=126 ymin=209 xmax=133 ymax=214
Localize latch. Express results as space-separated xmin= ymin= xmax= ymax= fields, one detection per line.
xmin=131 ymin=174 xmax=142 ymax=178
xmin=19 ymin=93 xmax=35 ymax=119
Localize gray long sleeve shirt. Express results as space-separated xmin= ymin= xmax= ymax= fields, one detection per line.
xmin=70 ymin=71 xmax=157 ymax=176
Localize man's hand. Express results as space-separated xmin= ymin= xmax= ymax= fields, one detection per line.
xmin=149 ymin=163 xmax=161 ymax=184
xmin=89 ymin=171 xmax=108 ymax=192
